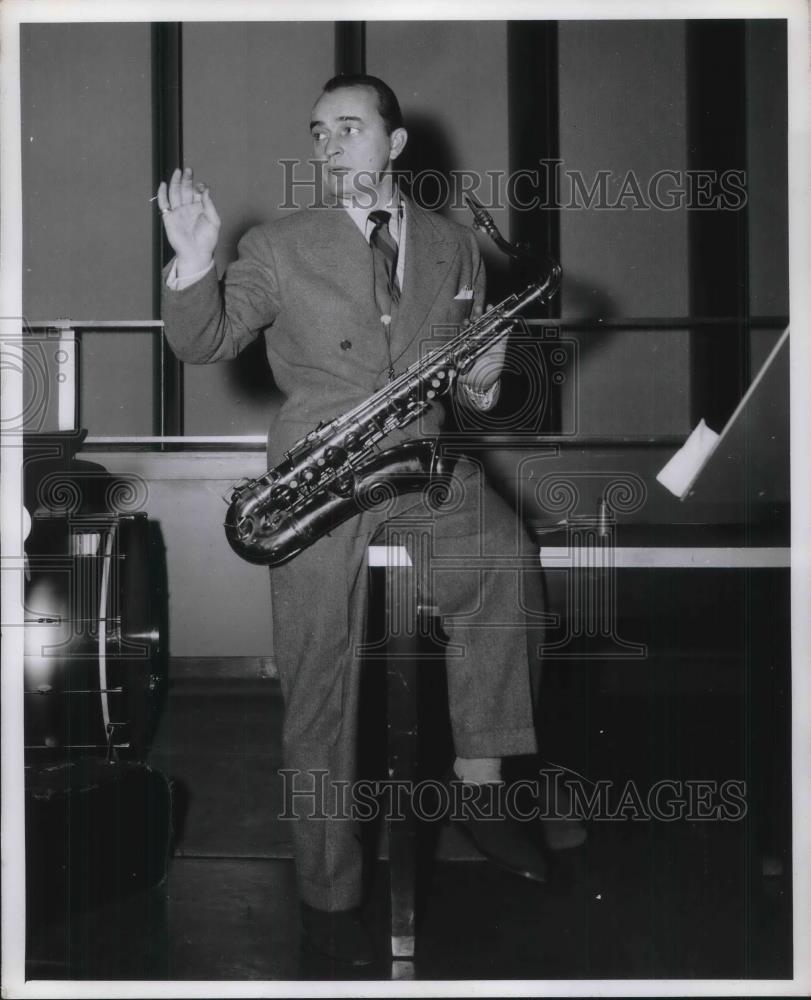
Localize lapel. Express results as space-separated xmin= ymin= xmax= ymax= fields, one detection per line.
xmin=391 ymin=197 xmax=459 ymax=365
xmin=296 ymin=197 xmax=459 ymax=377
xmin=308 ymin=202 xmax=373 ymax=286
xmin=305 ymin=204 xmax=386 ymax=377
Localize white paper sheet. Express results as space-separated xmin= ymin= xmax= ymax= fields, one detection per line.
xmin=656 ymin=418 xmax=720 ymax=499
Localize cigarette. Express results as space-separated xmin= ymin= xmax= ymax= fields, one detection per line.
xmin=149 ymin=195 xmax=158 ymax=202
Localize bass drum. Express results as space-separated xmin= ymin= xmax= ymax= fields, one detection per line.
xmin=24 ymin=513 xmax=166 ymax=762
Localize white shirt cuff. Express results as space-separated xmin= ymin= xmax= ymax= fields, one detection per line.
xmin=460 ymin=378 xmax=501 ymax=411
xmin=166 ymin=258 xmax=215 ymax=291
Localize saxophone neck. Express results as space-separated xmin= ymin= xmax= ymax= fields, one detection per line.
xmin=465 ymin=192 xmax=562 ymax=303
xmin=500 ymin=264 xmax=561 ymax=317
xmin=535 ymin=258 xmax=562 ymax=300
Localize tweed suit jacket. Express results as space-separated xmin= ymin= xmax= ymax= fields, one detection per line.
xmin=161 ymin=195 xmax=485 ymax=465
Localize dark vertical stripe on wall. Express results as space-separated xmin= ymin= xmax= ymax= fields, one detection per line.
xmin=507 ymin=20 xmax=560 ymax=319
xmin=152 ymin=23 xmax=184 ymax=438
xmin=335 ymin=22 xmax=366 ymax=76
xmin=507 ymin=21 xmax=561 ymax=436
xmin=686 ymin=20 xmax=750 ymax=429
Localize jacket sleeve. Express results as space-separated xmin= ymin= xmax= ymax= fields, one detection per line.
xmin=161 ymin=225 xmax=281 ymax=364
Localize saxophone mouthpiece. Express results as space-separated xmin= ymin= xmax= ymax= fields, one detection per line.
xmin=464 ymin=193 xmax=494 ymax=233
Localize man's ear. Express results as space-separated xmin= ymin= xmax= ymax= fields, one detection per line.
xmin=389 ymin=127 xmax=408 ymax=162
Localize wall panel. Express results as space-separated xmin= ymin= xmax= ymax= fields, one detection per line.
xmin=80 ymin=331 xmax=154 ymax=436
xmin=21 ymin=24 xmax=154 ymax=322
xmin=557 ymin=20 xmax=692 ymax=438
xmin=21 ymin=23 xmax=155 ymax=436
xmin=181 ymin=21 xmax=334 ymax=437
xmin=746 ymin=21 xmax=789 ymax=319
xmin=558 ymin=20 xmax=690 ymax=320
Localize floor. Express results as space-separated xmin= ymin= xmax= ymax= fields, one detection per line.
xmin=25 ymin=658 xmax=793 ymax=984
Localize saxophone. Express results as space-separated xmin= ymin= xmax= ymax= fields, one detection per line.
xmin=223 ymin=198 xmax=561 ymax=566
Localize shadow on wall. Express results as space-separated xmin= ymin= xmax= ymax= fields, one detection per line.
xmin=560 ymin=272 xmax=618 ymax=323
xmin=397 ymin=111 xmax=458 ymax=215
xmin=400 ymin=111 xmax=516 ymax=296
xmin=401 ymin=111 xmax=622 ymax=332
xmin=401 ymin=112 xmax=624 ymax=441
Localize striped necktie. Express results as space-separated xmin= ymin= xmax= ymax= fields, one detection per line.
xmin=368 ymin=209 xmax=401 ymax=318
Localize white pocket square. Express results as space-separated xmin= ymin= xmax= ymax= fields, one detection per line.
xmin=454 ymin=287 xmax=474 ymax=300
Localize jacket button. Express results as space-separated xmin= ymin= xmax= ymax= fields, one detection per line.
xmin=340 ymin=340 xmax=352 ymax=351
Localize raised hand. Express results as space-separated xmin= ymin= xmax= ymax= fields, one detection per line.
xmin=156 ymin=166 xmax=221 ymax=276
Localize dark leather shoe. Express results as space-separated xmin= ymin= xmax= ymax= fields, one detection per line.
xmin=443 ymin=769 xmax=548 ymax=884
xmin=300 ymin=903 xmax=375 ymax=966
xmin=502 ymin=756 xmax=588 ymax=851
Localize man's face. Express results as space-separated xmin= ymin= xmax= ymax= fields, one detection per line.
xmin=310 ymin=85 xmax=407 ymax=206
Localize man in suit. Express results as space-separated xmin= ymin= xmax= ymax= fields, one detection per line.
xmin=158 ymin=74 xmax=551 ymax=965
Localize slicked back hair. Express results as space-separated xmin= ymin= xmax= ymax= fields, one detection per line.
xmin=320 ymin=74 xmax=404 ymax=135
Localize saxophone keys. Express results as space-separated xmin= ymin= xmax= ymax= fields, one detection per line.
xmin=269 ymin=484 xmax=293 ymax=505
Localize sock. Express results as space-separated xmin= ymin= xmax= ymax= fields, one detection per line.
xmin=453 ymin=756 xmax=502 ymax=784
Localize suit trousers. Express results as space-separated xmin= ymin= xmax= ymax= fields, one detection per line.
xmin=269 ymin=455 xmax=544 ymax=911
